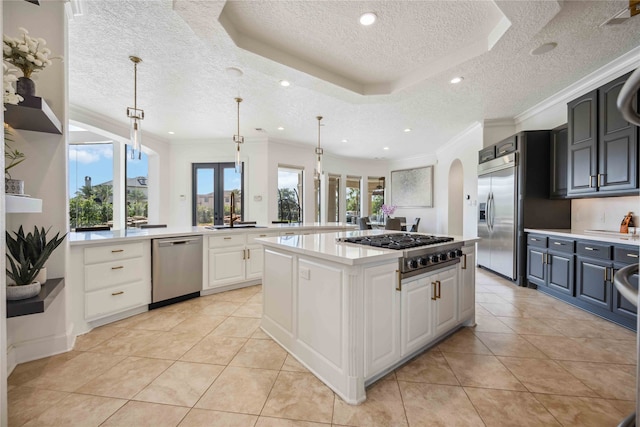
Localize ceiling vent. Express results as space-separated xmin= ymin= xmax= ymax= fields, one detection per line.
xmin=601 ymin=0 xmax=639 ymax=26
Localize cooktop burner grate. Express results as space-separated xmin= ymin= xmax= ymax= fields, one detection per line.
xmin=338 ymin=233 xmax=454 ymax=250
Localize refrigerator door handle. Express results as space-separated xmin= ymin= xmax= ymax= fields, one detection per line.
xmin=485 ymin=193 xmax=492 ymax=232
xmin=489 ymin=192 xmax=495 ymax=231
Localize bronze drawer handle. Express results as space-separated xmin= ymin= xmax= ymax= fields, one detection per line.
xmin=431 ymin=282 xmax=437 ymax=300
xmin=111 ymin=291 xmax=124 ymax=296
xmin=224 ymin=237 xmax=232 ymax=240
xmin=259 ymin=234 xmax=267 ymax=237
xmin=111 ymin=266 xmax=124 ymax=270
xmin=111 ymin=249 xmax=124 ymax=253
xmin=461 ymin=254 xmax=467 ymax=269
xmin=396 ymin=270 xmax=401 ymax=292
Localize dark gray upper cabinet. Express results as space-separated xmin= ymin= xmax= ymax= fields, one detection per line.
xmin=567 ymin=90 xmax=598 ymax=195
xmin=598 ymin=73 xmax=638 ymax=193
xmin=566 ymin=71 xmax=639 ymax=197
xmin=550 ymin=124 xmax=568 ymax=198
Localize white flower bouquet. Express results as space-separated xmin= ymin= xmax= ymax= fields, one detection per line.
xmin=3 ymin=27 xmax=59 ymax=78
xmin=3 ymin=63 xmax=23 ymax=109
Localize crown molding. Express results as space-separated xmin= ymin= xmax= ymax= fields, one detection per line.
xmin=435 ymin=121 xmax=483 ymax=157
xmin=516 ymin=45 xmax=640 ymax=124
xmin=482 ymin=118 xmax=515 ymax=128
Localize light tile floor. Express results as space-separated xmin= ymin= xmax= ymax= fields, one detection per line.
xmin=8 ymin=269 xmax=638 ymax=426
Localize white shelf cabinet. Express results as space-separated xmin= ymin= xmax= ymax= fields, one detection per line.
xmin=6 ymin=195 xmax=43 ymax=213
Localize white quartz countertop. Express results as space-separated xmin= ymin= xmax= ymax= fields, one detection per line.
xmin=257 ymin=230 xmax=479 ymax=266
xmin=525 ymin=228 xmax=640 ymax=247
xmin=69 ymin=223 xmax=355 ymax=246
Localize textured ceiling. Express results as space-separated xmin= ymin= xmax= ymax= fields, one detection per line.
xmin=66 ymin=0 xmax=640 ymax=160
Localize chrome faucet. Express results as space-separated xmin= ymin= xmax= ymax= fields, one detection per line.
xmin=230 ymin=191 xmax=236 ymax=228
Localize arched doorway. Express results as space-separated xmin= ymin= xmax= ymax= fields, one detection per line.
xmin=448 ymin=159 xmax=464 ymax=236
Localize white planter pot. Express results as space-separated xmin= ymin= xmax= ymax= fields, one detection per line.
xmin=35 ymin=267 xmax=47 ymax=284
xmin=6 ymin=281 xmax=41 ymax=300
xmin=5 ymin=179 xmax=24 ymax=195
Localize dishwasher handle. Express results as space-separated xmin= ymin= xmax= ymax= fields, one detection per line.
xmin=155 ymin=237 xmax=202 ymax=247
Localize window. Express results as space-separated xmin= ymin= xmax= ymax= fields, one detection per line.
xmin=192 ymin=163 xmax=244 ymax=226
xmin=126 ymin=146 xmax=149 ymax=228
xmin=68 ymin=143 xmax=114 ymax=230
xmin=368 ymin=176 xmax=385 ymax=221
xmin=346 ymin=176 xmax=361 ymax=224
xmin=327 ymin=174 xmax=340 ymax=222
xmin=277 ymin=166 xmax=303 ymax=223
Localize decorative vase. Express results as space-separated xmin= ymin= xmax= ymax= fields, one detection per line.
xmin=5 ymin=179 xmax=25 ymax=195
xmin=16 ymin=76 xmax=35 ymax=98
xmin=35 ymin=267 xmax=47 ymax=284
xmin=6 ymin=281 xmax=41 ymax=301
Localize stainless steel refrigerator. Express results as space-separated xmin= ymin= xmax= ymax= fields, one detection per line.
xmin=478 ymin=154 xmax=517 ymax=280
xmin=477 ymin=131 xmax=572 ymax=285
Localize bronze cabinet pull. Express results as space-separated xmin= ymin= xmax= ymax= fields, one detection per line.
xmin=431 ymin=282 xmax=437 ymax=300
xmin=437 ymin=280 xmax=441 ymax=299
xmin=395 ymin=270 xmax=401 ymax=291
xmin=111 ymin=249 xmax=124 ymax=253
xmin=111 ymin=266 xmax=124 ymax=270
xmin=224 ymin=237 xmax=232 ymax=240
xmin=461 ymin=254 xmax=467 ymax=269
xmin=247 ymin=249 xmax=251 ymax=259
xmin=111 ymin=291 xmax=124 ymax=296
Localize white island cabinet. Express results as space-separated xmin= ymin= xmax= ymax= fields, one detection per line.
xmin=258 ymin=231 xmax=477 ymax=404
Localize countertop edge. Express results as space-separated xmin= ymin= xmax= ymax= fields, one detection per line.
xmin=525 ymin=228 xmax=640 ymax=246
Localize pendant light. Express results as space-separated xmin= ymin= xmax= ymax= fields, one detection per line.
xmin=315 ymin=115 xmax=323 ymax=180
xmin=126 ymin=56 xmax=144 ymax=160
xmin=233 ymin=97 xmax=244 ymax=173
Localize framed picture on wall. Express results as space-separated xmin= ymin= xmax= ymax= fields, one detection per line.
xmin=391 ymin=166 xmax=434 ymax=207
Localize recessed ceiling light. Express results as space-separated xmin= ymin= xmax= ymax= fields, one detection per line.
xmin=450 ymin=76 xmax=464 ymax=84
xmin=341 ymin=139 xmax=348 ymax=143
xmin=383 ymin=147 xmax=389 ymax=150
xmin=279 ymin=80 xmax=290 ymax=87
xmin=530 ymin=42 xmax=557 ymax=56
xmin=277 ymin=126 xmax=284 ymax=130
xmin=168 ymin=131 xmax=175 ymax=135
xmin=359 ymin=12 xmax=377 ymax=26
xmin=225 ymin=67 xmax=243 ymax=77
xmin=404 ymin=128 xmax=412 ymax=133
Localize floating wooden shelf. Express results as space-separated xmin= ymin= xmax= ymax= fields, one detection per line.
xmin=5 ymin=195 xmax=43 ymax=213
xmin=4 ymin=95 xmax=62 ymax=134
xmin=7 ymin=278 xmax=65 ymax=318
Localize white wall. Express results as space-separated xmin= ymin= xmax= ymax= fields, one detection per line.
xmin=483 ymin=119 xmax=515 ymax=148
xmin=435 ymin=123 xmax=483 ymax=238
xmin=572 ymin=196 xmax=640 ymax=232
xmin=4 ymin=1 xmax=71 ymax=374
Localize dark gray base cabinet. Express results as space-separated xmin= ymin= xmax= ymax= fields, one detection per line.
xmin=527 ymin=233 xmax=637 ymax=330
xmin=576 ymin=256 xmax=612 ymax=311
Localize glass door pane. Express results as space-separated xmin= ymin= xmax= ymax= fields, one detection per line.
xmin=223 ymin=165 xmax=243 ymax=225
xmin=193 ymin=163 xmax=243 ymax=226
xmin=328 ymin=174 xmax=340 ymax=222
xmin=346 ymin=176 xmax=361 ymax=224
xmin=125 ymin=146 xmax=149 ymax=228
xmin=195 ymin=168 xmax=215 ymax=226
xmin=277 ymin=166 xmax=303 ymax=223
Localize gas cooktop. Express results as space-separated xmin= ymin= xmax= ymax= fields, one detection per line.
xmin=337 ymin=233 xmax=454 ymax=250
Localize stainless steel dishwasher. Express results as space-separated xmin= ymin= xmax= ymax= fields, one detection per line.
xmin=151 ymin=235 xmax=203 ymax=308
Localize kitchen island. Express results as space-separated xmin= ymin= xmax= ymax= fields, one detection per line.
xmin=257 ymin=230 xmax=478 ymax=404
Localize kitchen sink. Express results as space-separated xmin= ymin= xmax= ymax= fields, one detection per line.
xmin=205 ymin=225 xmax=265 ymax=230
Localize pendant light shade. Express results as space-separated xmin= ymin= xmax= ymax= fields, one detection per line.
xmin=315 ymin=115 xmax=323 ymax=180
xmin=233 ymin=97 xmax=244 ymax=173
xmin=126 ymin=56 xmax=144 ymax=160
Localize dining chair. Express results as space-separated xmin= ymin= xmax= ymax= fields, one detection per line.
xmin=410 ymin=218 xmax=421 ymax=233
xmin=75 ymin=226 xmax=110 ymax=232
xmin=395 ymin=216 xmax=407 ymax=231
xmin=385 ymin=218 xmax=402 ymax=231
xmin=140 ymin=224 xmax=167 ymax=229
xmin=358 ymin=217 xmax=372 ymax=230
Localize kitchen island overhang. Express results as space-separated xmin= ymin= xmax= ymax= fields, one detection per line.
xmin=257 ymin=230 xmax=478 ymax=404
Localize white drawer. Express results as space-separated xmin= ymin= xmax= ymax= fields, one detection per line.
xmin=85 ymin=280 xmax=149 ymax=320
xmin=209 ymin=234 xmax=246 ymax=248
xmin=247 ymin=231 xmax=278 ymax=244
xmin=84 ymin=258 xmax=145 ymax=291
xmin=84 ymin=242 xmax=144 ymax=265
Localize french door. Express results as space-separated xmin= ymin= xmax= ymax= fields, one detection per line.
xmin=192 ymin=163 xmax=244 ymax=226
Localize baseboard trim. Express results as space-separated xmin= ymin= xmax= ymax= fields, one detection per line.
xmin=6 ymin=323 xmax=75 ymax=375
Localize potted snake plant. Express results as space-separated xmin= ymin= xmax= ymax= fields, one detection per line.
xmin=5 ymin=226 xmax=66 ymax=300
